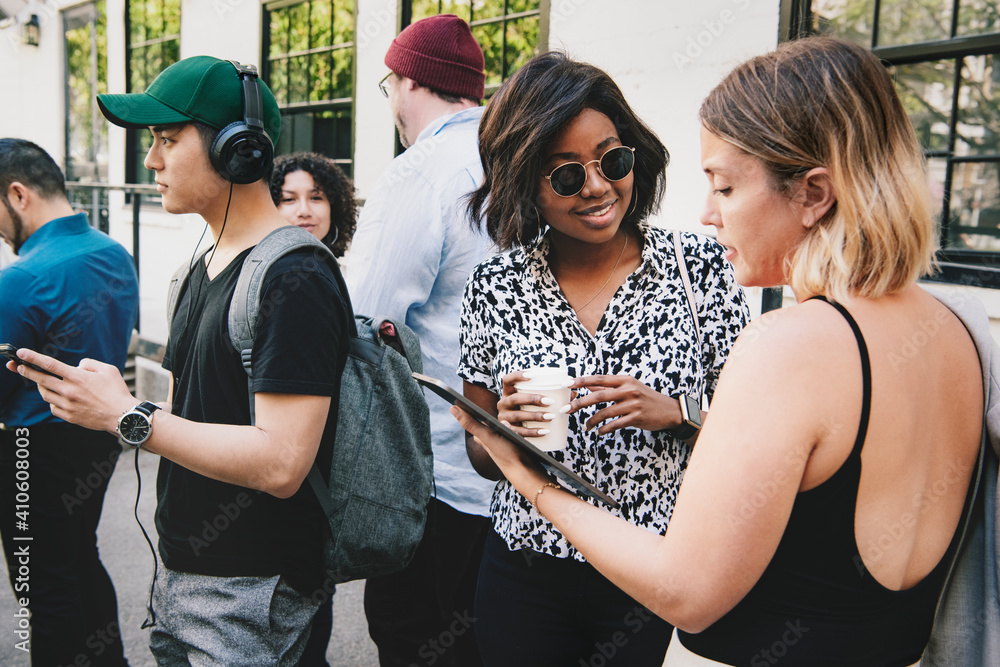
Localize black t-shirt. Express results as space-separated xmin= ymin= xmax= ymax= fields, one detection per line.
xmin=159 ymin=245 xmax=350 ymax=592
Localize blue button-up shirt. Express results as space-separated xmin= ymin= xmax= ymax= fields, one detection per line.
xmin=344 ymin=106 xmax=497 ymax=516
xmin=0 ymin=213 xmax=139 ymax=427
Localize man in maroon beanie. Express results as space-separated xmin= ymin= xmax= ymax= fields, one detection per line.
xmin=309 ymin=14 xmax=495 ymax=667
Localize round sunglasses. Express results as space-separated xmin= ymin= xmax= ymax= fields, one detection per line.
xmin=543 ymin=145 xmax=635 ymax=198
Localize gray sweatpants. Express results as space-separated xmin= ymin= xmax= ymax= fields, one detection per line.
xmin=148 ymin=566 xmax=319 ymax=666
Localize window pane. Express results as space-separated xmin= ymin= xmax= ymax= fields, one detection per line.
xmin=286 ymin=2 xmax=311 ymax=53
xmin=891 ymin=60 xmax=955 ymax=153
xmin=958 ymin=0 xmax=1000 ymax=37
xmin=473 ymin=21 xmax=503 ymax=88
xmin=66 ymin=2 xmax=108 ymax=182
xmin=957 ymin=55 xmax=1000 ymax=156
xmin=443 ymin=0 xmax=471 ymax=19
xmin=287 ymin=54 xmax=311 ymax=104
xmin=312 ymin=1 xmax=332 ymax=47
xmin=269 ymin=8 xmax=290 ymax=59
xmin=506 ymin=16 xmax=538 ymax=79
xmin=127 ymin=0 xmax=180 ymax=190
xmin=278 ymin=108 xmax=353 ymax=167
xmin=332 ymin=49 xmax=354 ymax=100
xmin=334 ymin=0 xmax=354 ymax=43
xmin=411 ymin=0 xmax=441 ymax=21
xmin=927 ymin=157 xmax=948 ymax=227
xmin=949 ymin=162 xmax=1000 ymax=250
xmin=270 ymin=58 xmax=288 ymax=105
xmin=472 ymin=0 xmax=505 ymax=20
xmin=810 ymin=0 xmax=875 ymax=47
xmin=876 ymin=1 xmax=952 ymax=47
xmin=508 ymin=0 xmax=541 ymax=12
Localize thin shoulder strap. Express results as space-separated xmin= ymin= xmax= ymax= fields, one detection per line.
xmin=229 ymin=225 xmax=345 ymax=425
xmin=672 ymin=230 xmax=701 ymax=344
xmin=672 ymin=230 xmax=703 ymax=401
xmin=809 ymin=296 xmax=872 ymax=457
xmin=166 ymin=249 xmax=210 ymax=323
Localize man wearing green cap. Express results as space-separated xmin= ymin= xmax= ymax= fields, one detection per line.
xmin=10 ymin=56 xmax=352 ymax=665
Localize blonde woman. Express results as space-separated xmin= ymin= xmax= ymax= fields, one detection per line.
xmin=452 ymin=37 xmax=983 ymax=666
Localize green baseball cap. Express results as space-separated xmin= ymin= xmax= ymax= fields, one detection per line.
xmin=97 ymin=55 xmax=280 ymax=144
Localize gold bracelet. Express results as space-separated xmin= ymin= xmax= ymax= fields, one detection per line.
xmin=532 ymin=481 xmax=561 ymax=508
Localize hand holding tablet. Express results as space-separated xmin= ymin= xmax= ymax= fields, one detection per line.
xmin=413 ymin=372 xmax=619 ymax=509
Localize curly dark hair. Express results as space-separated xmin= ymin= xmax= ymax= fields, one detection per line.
xmin=270 ymin=152 xmax=357 ymax=257
xmin=468 ymin=52 xmax=668 ymax=251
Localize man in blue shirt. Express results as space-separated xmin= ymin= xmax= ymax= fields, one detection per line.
xmin=343 ymin=14 xmax=494 ymax=667
xmin=0 ymin=138 xmax=138 ymax=666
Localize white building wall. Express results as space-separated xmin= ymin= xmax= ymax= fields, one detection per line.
xmin=0 ymin=1 xmax=67 ymax=164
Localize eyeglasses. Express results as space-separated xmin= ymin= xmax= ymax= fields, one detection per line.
xmin=378 ymin=72 xmax=391 ymax=98
xmin=543 ymin=146 xmax=635 ymax=197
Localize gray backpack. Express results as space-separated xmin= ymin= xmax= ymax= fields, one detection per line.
xmin=166 ymin=225 xmax=433 ymax=583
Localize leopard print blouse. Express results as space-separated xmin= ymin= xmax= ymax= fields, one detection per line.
xmin=459 ymin=223 xmax=750 ymax=560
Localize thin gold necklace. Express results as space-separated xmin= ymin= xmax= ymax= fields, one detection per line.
xmin=575 ymin=232 xmax=628 ymax=312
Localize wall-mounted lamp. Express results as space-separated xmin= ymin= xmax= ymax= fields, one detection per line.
xmin=23 ymin=14 xmax=40 ymax=47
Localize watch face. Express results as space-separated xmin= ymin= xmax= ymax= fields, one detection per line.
xmin=119 ymin=412 xmax=151 ymax=444
xmin=682 ymin=395 xmax=702 ymax=428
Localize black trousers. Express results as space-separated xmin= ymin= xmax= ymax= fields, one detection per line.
xmin=0 ymin=424 xmax=128 ymax=666
xmin=364 ymin=497 xmax=490 ymax=667
xmin=475 ymin=528 xmax=672 ymax=667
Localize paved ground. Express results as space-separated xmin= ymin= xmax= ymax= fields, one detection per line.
xmin=0 ymin=447 xmax=379 ymax=666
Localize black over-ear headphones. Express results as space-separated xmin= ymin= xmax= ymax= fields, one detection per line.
xmin=210 ymin=61 xmax=275 ymax=184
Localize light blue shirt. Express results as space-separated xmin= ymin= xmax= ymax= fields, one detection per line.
xmin=345 ymin=106 xmax=496 ymax=516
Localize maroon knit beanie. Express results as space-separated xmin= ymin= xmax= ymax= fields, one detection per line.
xmin=384 ymin=14 xmax=486 ymax=101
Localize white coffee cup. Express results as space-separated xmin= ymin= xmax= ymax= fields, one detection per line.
xmin=515 ymin=366 xmax=573 ymax=452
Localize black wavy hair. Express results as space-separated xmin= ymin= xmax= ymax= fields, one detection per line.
xmin=468 ymin=51 xmax=668 ymax=251
xmin=270 ymin=152 xmax=357 ymax=257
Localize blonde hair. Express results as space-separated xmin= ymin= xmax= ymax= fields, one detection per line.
xmin=699 ymin=37 xmax=936 ymax=301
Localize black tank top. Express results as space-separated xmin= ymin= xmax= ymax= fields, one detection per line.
xmin=678 ymin=298 xmax=966 ymax=666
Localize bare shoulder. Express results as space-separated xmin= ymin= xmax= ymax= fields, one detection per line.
xmin=725 ymin=298 xmax=857 ymax=376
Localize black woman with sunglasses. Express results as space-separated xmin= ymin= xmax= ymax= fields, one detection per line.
xmin=458 ymin=52 xmax=749 ymax=666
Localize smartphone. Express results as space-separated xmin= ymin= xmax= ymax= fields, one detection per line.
xmin=0 ymin=344 xmax=63 ymax=380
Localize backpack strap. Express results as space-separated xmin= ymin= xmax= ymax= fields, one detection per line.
xmin=166 ymin=249 xmax=210 ymax=324
xmin=672 ymin=230 xmax=703 ymax=401
xmin=228 ymin=225 xmax=346 ymax=425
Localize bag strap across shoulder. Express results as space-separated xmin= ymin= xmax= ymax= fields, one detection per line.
xmin=672 ymin=230 xmax=703 ymax=401
xmin=166 ymin=248 xmax=211 ymax=323
xmin=228 ymin=225 xmax=348 ymax=424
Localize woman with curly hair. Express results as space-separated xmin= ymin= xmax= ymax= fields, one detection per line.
xmin=271 ymin=151 xmax=356 ymax=667
xmin=270 ymin=152 xmax=357 ymax=258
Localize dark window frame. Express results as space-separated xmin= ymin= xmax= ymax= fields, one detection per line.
xmin=261 ymin=0 xmax=357 ymax=175
xmin=124 ymin=0 xmax=181 ymax=198
xmin=402 ymin=1 xmax=548 ymax=98
xmin=778 ymin=0 xmax=1000 ymax=289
